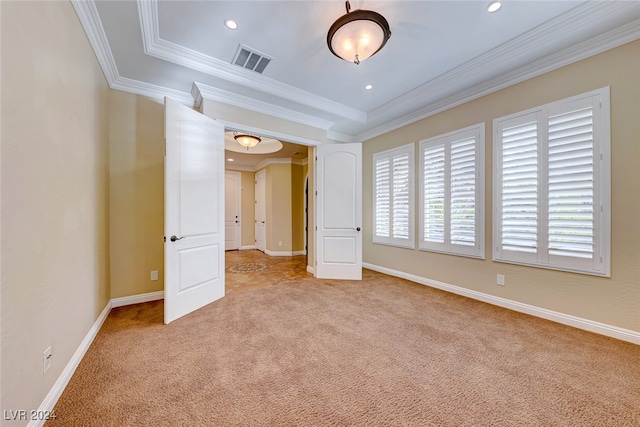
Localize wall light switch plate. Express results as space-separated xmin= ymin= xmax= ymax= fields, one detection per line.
xmin=150 ymin=270 xmax=159 ymax=281
xmin=497 ymin=274 xmax=505 ymax=286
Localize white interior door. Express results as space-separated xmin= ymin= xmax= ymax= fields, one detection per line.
xmin=255 ymin=169 xmax=266 ymax=252
xmin=164 ymin=97 xmax=225 ymax=324
xmin=316 ymin=143 xmax=362 ymax=280
xmin=225 ymin=171 xmax=241 ymax=250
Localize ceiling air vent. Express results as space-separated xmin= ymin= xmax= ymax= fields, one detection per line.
xmin=232 ymin=44 xmax=272 ymax=74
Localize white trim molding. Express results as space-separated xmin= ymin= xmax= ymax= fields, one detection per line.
xmin=192 ymin=82 xmax=335 ymax=131
xmin=307 ymin=265 xmax=315 ymax=275
xmin=363 ymin=262 xmax=640 ymax=345
xmin=27 ymin=301 xmax=113 ymax=427
xmin=358 ymin=16 xmax=640 ymax=142
xmin=138 ymin=0 xmax=366 ymax=123
xmin=30 ymin=292 xmax=165 ymax=426
xmin=111 ymin=291 xmax=165 ymax=308
xmin=265 ymin=249 xmax=306 ymax=257
xmin=239 ymin=245 xmax=257 ymax=251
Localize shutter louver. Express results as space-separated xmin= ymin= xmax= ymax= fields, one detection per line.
xmin=450 ymin=138 xmax=476 ymax=247
xmin=548 ymin=107 xmax=594 ymax=259
xmin=423 ymin=145 xmax=445 ymax=243
xmin=501 ymin=122 xmax=538 ymax=253
xmin=375 ymin=158 xmax=390 ymax=238
xmin=392 ymin=154 xmax=410 ymax=239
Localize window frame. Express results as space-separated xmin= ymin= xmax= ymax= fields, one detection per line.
xmin=418 ymin=123 xmax=485 ymax=259
xmin=492 ymin=87 xmax=611 ymax=277
xmin=372 ymin=143 xmax=415 ymax=249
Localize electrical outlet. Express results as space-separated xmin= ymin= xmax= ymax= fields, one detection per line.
xmin=43 ymin=347 xmax=52 ymax=374
xmin=497 ymin=274 xmax=505 ymax=286
xmin=278 ymin=241 xmax=282 ymax=247
xmin=150 ymin=270 xmax=158 ymax=281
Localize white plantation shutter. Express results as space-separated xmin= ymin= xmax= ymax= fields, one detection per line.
xmin=547 ymin=106 xmax=594 ymax=259
xmin=423 ymin=144 xmax=445 ymax=244
xmin=420 ymin=124 xmax=484 ymax=258
xmin=499 ymin=116 xmax=539 ymax=255
xmin=373 ymin=144 xmax=414 ymax=248
xmin=392 ymin=154 xmax=411 ymax=239
xmin=374 ymin=158 xmax=390 ymax=237
xmin=450 ymin=137 xmax=477 ymax=247
xmin=493 ymin=88 xmax=610 ymax=276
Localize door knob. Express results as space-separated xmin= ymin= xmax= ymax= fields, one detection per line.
xmin=356 ymin=227 xmax=361 ymax=231
xmin=170 ymin=235 xmax=184 ymax=242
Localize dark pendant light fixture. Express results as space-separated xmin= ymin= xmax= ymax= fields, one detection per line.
xmin=233 ymin=132 xmax=261 ymax=150
xmin=327 ymin=1 xmax=391 ymax=65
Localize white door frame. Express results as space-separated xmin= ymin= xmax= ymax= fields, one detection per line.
xmin=225 ymin=171 xmax=241 ymax=250
xmin=255 ymin=169 xmax=266 ymax=252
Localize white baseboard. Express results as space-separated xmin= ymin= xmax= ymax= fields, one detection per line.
xmin=239 ymin=245 xmax=256 ymax=250
xmin=111 ymin=291 xmax=164 ymax=308
xmin=28 ymin=301 xmax=113 ymax=427
xmin=307 ymin=265 xmax=315 ymax=275
xmin=31 ymin=291 xmax=166 ymax=426
xmin=292 ymin=250 xmax=306 ymax=256
xmin=264 ymin=249 xmax=302 ymax=257
xmin=363 ymin=262 xmax=640 ymax=345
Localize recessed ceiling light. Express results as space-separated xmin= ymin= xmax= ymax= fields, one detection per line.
xmin=486 ymin=1 xmax=502 ymax=13
xmin=227 ymin=158 xmax=235 ymax=162
xmin=224 ymin=19 xmax=238 ymax=30
xmin=365 ymin=84 xmax=373 ymax=90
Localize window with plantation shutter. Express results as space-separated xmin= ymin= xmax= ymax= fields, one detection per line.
xmin=373 ymin=144 xmax=414 ymax=248
xmin=419 ymin=124 xmax=485 ymax=258
xmin=493 ymin=87 xmax=610 ymax=276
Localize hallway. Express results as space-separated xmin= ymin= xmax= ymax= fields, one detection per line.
xmin=225 ymin=250 xmax=311 ymax=295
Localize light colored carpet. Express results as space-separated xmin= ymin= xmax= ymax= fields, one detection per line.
xmin=47 ymin=253 xmax=640 ymax=426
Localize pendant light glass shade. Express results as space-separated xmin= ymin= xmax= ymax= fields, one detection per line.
xmin=233 ymin=132 xmax=261 ymax=149
xmin=327 ymin=2 xmax=391 ymax=65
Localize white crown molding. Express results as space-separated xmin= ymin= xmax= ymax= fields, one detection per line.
xmin=327 ymin=130 xmax=359 ymax=144
xmin=255 ymin=157 xmax=305 ymax=172
xmin=225 ymin=164 xmax=256 ymax=173
xmin=366 ymin=2 xmax=634 ymax=127
xmin=358 ymin=18 xmax=640 ymax=142
xmin=112 ymin=76 xmax=194 ymax=105
xmin=193 ymin=82 xmax=334 ymax=130
xmin=71 ymin=0 xmax=119 ymax=83
xmin=210 ymin=118 xmax=323 ymax=148
xmin=363 ymin=263 xmax=640 ymax=345
xmin=137 ymin=0 xmax=366 ymax=124
xmin=72 ymin=0 xmax=194 ymax=106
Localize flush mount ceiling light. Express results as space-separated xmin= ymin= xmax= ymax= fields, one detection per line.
xmin=224 ymin=19 xmax=238 ymax=30
xmin=327 ymin=1 xmax=391 ymax=65
xmin=486 ymin=1 xmax=502 ymax=13
xmin=233 ymin=132 xmax=261 ymax=149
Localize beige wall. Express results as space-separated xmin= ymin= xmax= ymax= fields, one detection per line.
xmin=109 ymin=91 xmax=165 ymax=298
xmin=291 ymin=163 xmax=306 ymax=252
xmin=265 ymin=163 xmax=293 ymax=252
xmin=363 ymin=40 xmax=640 ymax=332
xmin=229 ymin=164 xmax=307 ymax=253
xmin=1 ymin=0 xmax=110 ymax=417
xmin=238 ymin=170 xmax=256 ymax=248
